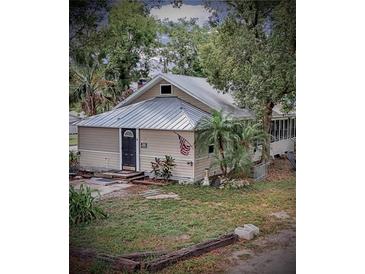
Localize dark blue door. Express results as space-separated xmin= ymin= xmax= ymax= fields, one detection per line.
xmin=122 ymin=129 xmax=136 ymax=170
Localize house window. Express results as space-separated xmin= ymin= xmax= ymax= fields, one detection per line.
xmin=208 ymin=144 xmax=214 ymax=154
xmin=123 ymin=130 xmax=134 ymax=138
xmin=160 ymin=84 xmax=172 ymax=95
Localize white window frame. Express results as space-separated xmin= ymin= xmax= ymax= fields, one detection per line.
xmin=119 ymin=128 xmax=122 ymax=169
xmin=136 ymin=128 xmax=140 ymax=171
xmin=160 ymin=84 xmax=173 ymax=95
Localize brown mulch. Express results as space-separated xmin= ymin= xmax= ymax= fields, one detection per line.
xmin=266 ymin=157 xmax=295 ymax=182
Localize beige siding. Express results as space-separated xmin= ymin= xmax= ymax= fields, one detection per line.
xmin=139 ymin=129 xmax=194 ymax=179
xmin=78 ymin=127 xmax=119 ymax=152
xmin=78 ymin=126 xmax=120 ymax=170
xmin=194 ymin=156 xmax=221 ymax=181
xmin=133 ymin=80 xmax=212 ymax=113
xmin=79 ymin=150 xmax=120 ymax=170
xmin=193 ymin=132 xmax=222 ymax=181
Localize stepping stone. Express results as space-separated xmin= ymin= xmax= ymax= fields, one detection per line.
xmin=234 ymin=227 xmax=254 ymax=240
xmin=145 ymin=193 xmax=179 ymax=200
xmin=234 ymin=224 xmax=259 ymax=240
xmin=140 ymin=189 xmax=179 ymax=200
xmin=270 ymin=211 xmax=290 ymax=219
xmin=140 ymin=190 xmax=161 ymax=197
xmin=244 ymin=224 xmax=260 ymax=235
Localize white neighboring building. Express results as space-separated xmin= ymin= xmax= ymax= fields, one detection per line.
xmin=69 ymin=112 xmax=85 ymax=134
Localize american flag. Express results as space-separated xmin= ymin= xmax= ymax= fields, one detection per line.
xmin=177 ymin=134 xmax=191 ymax=156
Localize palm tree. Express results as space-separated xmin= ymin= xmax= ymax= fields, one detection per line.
xmin=197 ymin=111 xmax=266 ymax=178
xmin=196 ymin=110 xmax=237 ymax=176
xmin=234 ymin=122 xmax=267 ymax=152
xmin=227 ymin=122 xmax=266 ymax=177
xmin=69 ymin=52 xmax=114 ymax=116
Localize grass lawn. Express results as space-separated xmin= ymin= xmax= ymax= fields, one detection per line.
xmin=69 ymin=134 xmax=78 ymax=146
xmin=70 ymin=177 xmax=295 ymax=273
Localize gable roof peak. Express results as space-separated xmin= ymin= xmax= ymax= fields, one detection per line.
xmin=114 ymin=73 xmax=253 ymax=119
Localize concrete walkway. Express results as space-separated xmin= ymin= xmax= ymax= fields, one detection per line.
xmin=70 ymin=179 xmax=133 ymax=198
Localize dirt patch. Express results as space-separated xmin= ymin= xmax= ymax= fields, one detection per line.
xmin=225 ymin=229 xmax=296 ymax=274
xmin=266 ymin=158 xmax=295 ymax=182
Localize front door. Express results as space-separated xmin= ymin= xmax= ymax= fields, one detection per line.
xmin=122 ymin=128 xmax=136 ymax=171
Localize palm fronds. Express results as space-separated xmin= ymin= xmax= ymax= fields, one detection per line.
xmin=196 ymin=110 xmax=265 ymax=178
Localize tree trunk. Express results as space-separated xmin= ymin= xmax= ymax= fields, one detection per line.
xmin=261 ymin=101 xmax=274 ymax=162
xmin=218 ymin=137 xmax=227 ymax=176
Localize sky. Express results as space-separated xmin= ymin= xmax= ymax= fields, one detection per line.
xmin=150 ymin=2 xmax=212 ymax=26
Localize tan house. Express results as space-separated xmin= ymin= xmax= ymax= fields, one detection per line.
xmin=76 ymin=73 xmax=295 ymax=182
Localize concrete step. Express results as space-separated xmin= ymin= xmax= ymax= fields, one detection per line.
xmin=128 ymin=175 xmax=147 ymax=182
xmin=97 ymin=171 xmax=144 ymax=179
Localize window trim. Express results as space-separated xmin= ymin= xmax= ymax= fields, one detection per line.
xmin=160 ymin=84 xmax=173 ymax=95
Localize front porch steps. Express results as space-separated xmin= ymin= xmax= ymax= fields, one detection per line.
xmin=94 ymin=171 xmax=148 ymax=184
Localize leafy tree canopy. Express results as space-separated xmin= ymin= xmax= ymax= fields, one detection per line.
xmin=69 ymin=0 xmax=159 ymax=114
xmin=200 ymin=0 xmax=296 ymax=161
xmin=103 ymin=0 xmax=158 ymax=90
xmin=69 ymin=0 xmax=109 ymax=54
xmin=158 ymin=18 xmax=210 ymax=77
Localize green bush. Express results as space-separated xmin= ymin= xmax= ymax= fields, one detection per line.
xmin=150 ymin=155 xmax=176 ymax=181
xmin=69 ymin=151 xmax=80 ymax=173
xmin=69 ymin=184 xmax=107 ymax=225
xmin=151 ymin=157 xmax=163 ymax=178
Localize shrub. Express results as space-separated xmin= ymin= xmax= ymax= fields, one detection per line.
xmin=161 ymin=155 xmax=176 ymax=180
xmin=69 ymin=184 xmax=107 ymax=225
xmin=150 ymin=155 xmax=176 ymax=181
xmin=151 ymin=157 xmax=162 ymax=177
xmin=69 ymin=151 xmax=80 ymax=173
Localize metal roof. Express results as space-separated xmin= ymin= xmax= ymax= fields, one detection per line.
xmin=76 ymin=97 xmax=211 ymax=131
xmin=272 ymin=104 xmax=296 ymax=118
xmin=69 ymin=113 xmax=82 ymax=125
xmin=114 ymin=73 xmax=254 ymax=119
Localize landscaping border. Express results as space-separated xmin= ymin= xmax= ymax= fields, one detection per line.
xmin=70 ymin=233 xmax=239 ymax=273
xmin=145 ymin=233 xmax=238 ymax=272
